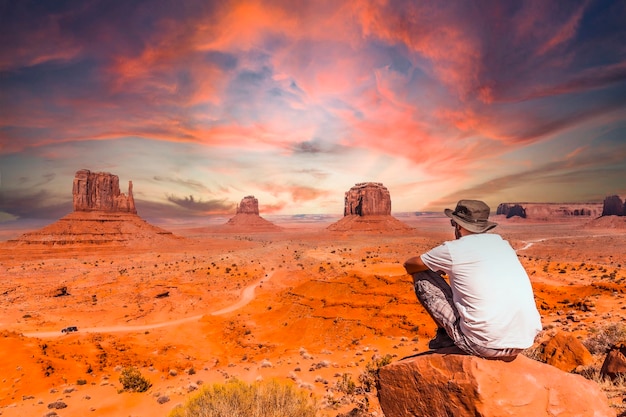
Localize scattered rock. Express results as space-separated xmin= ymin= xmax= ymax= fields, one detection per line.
xmin=157 ymin=395 xmax=170 ymax=404
xmin=377 ymin=350 xmax=614 ymax=417
xmin=47 ymin=401 xmax=67 ymax=409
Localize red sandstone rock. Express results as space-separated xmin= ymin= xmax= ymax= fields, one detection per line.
xmin=377 ymin=350 xmax=614 ymax=417
xmin=601 ymin=342 xmax=626 ymax=380
xmin=328 ymin=183 xmax=411 ymax=232
xmin=223 ymin=196 xmax=282 ymax=231
xmin=237 ymin=195 xmax=260 ymax=215
xmin=538 ymin=331 xmax=594 ymax=372
xmin=343 ymin=182 xmax=391 ymax=216
xmin=72 ymin=169 xmax=136 ymax=213
xmin=602 ymin=195 xmax=625 ymax=216
xmin=496 ymin=202 xmax=601 ymax=218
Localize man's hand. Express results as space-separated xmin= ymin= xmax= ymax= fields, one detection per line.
xmin=403 ymin=256 xmax=429 ymax=274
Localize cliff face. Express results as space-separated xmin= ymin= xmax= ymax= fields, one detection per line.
xmin=496 ymin=202 xmax=602 ymax=219
xmin=329 ymin=182 xmax=411 ymax=232
xmin=72 ymin=169 xmax=136 ymax=213
xmin=602 ymin=195 xmax=625 ymax=216
xmin=343 ymin=182 xmax=391 ymax=216
xmin=236 ymin=196 xmax=260 ymax=215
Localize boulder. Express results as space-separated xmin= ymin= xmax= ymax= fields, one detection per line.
xmin=72 ymin=169 xmax=136 ymax=213
xmin=377 ymin=350 xmax=614 ymax=417
xmin=537 ymin=331 xmax=594 ymax=372
xmin=601 ymin=342 xmax=626 ymax=380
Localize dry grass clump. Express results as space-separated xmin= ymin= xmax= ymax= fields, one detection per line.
xmin=583 ymin=323 xmax=626 ymax=354
xmin=168 ymin=378 xmax=317 ymax=417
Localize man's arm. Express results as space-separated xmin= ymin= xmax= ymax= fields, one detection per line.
xmin=403 ymin=255 xmax=430 ymax=274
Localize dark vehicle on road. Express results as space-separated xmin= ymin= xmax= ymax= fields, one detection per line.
xmin=61 ymin=326 xmax=78 ymax=333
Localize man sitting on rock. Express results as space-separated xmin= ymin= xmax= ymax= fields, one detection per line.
xmin=403 ymin=200 xmax=542 ymax=360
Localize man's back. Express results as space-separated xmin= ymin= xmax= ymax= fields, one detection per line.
xmin=421 ymin=233 xmax=541 ymax=349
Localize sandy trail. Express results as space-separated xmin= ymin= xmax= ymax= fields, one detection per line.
xmin=23 ymin=272 xmax=273 ymax=338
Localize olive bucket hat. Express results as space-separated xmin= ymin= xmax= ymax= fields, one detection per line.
xmin=444 ymin=200 xmax=497 ymax=233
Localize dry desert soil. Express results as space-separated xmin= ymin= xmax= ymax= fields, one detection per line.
xmin=1 ymin=214 xmax=626 ymax=416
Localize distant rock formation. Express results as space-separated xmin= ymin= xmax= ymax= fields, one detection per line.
xmin=496 ymin=203 xmax=526 ymax=218
xmin=328 ymin=183 xmax=411 ymax=232
xmin=73 ymin=169 xmax=136 ymax=213
xmin=9 ymin=169 xmax=178 ymax=245
xmin=602 ymin=195 xmax=624 ymax=216
xmin=223 ymin=196 xmax=282 ymax=232
xmin=236 ymin=195 xmax=260 ymax=215
xmin=377 ymin=350 xmax=614 ymax=417
xmin=496 ymin=202 xmax=602 ymax=219
xmin=344 ymin=182 xmax=391 ymax=216
xmin=9 ymin=211 xmax=176 ymax=245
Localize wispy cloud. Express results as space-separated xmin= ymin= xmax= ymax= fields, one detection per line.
xmin=1 ymin=0 xmax=625 ymax=217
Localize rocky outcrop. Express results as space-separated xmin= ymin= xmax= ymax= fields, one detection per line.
xmin=536 ymin=331 xmax=593 ymax=372
xmin=602 ymin=195 xmax=624 ymax=216
xmin=496 ymin=202 xmax=602 ymax=219
xmin=377 ymin=350 xmax=614 ymax=417
xmin=496 ymin=203 xmax=526 ymax=218
xmin=9 ymin=169 xmax=178 ymax=245
xmin=328 ymin=183 xmax=411 ymax=232
xmin=601 ymin=342 xmax=626 ymax=380
xmin=222 ymin=196 xmax=282 ymax=232
xmin=73 ymin=169 xmax=136 ymax=213
xmin=236 ymin=195 xmax=260 ymax=215
xmin=344 ymin=182 xmax=391 ymax=216
xmin=9 ymin=211 xmax=177 ymax=245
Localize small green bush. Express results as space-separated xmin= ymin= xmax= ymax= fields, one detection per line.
xmin=119 ymin=367 xmax=152 ymax=393
xmin=168 ymin=378 xmax=316 ymax=417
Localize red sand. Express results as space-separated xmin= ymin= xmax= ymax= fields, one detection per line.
xmin=0 ymin=215 xmax=625 ymax=416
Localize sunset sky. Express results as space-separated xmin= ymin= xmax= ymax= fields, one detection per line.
xmin=1 ymin=0 xmax=625 ymax=221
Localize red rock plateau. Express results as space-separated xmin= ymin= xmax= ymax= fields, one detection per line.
xmin=1 ymin=211 xmax=626 ymax=416
xmin=328 ymin=182 xmax=412 ymax=232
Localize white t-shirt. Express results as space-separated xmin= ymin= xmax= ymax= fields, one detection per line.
xmin=420 ymin=233 xmax=542 ymax=349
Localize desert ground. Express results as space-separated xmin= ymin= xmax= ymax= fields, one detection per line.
xmin=1 ymin=214 xmax=626 ymax=416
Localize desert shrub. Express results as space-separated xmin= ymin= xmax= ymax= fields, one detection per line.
xmin=583 ymin=323 xmax=626 ymax=354
xmin=358 ymin=354 xmax=393 ymax=393
xmin=168 ymin=378 xmax=317 ymax=417
xmin=335 ymin=373 xmax=356 ymax=395
xmin=119 ymin=367 xmax=152 ymax=393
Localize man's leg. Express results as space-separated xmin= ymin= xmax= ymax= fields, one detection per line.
xmin=412 ymin=270 xmax=460 ymax=348
xmin=413 ymin=270 xmax=522 ymax=359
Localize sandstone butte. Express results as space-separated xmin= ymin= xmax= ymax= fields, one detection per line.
xmin=223 ymin=195 xmax=283 ymax=232
xmin=9 ymin=169 xmax=177 ymax=245
xmin=327 ymin=182 xmax=413 ymax=232
xmin=1 ymin=173 xmax=626 ymax=416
